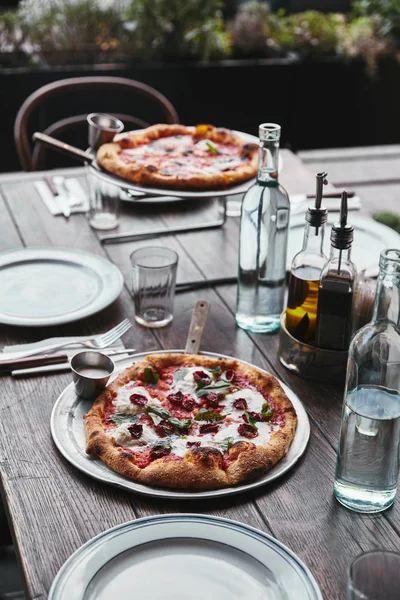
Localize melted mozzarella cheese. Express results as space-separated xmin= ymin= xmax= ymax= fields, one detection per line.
xmin=112 ymin=423 xmax=158 ymax=447
xmin=113 ymin=386 xmax=161 ymax=415
xmin=171 ymin=367 xmax=214 ymax=396
xmin=225 ymin=388 xmax=266 ymax=415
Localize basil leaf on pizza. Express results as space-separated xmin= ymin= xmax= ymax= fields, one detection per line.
xmin=194 ymin=409 xmax=226 ymax=422
xmin=84 ymin=353 xmax=297 ymax=490
xmin=108 ymin=413 xmax=137 ymax=426
xmin=143 ymin=367 xmax=159 ymax=386
xmin=196 ymin=380 xmax=234 ymax=397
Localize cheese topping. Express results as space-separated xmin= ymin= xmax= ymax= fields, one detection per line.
xmin=113 ymin=385 xmax=160 ymax=415
xmin=108 ymin=368 xmax=277 ymax=457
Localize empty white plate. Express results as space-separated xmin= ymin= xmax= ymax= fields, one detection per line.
xmin=49 ymin=515 xmax=322 ymax=600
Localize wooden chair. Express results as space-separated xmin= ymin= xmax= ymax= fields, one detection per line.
xmin=14 ymin=76 xmax=179 ymax=171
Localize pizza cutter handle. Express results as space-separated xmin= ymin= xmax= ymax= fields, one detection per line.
xmin=184 ymin=300 xmax=210 ymax=354
xmin=33 ymin=132 xmax=93 ymax=164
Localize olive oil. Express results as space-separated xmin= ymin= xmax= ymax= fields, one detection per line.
xmin=285 ymin=172 xmax=328 ymax=344
xmin=286 ymin=266 xmax=321 ymax=343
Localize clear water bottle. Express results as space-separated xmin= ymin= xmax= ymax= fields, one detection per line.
xmin=236 ymin=123 xmax=290 ymax=333
xmin=334 ymin=249 xmax=400 ymax=513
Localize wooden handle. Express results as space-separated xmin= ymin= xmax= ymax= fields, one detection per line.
xmin=33 ymin=133 xmax=93 ymax=164
xmin=0 ymin=353 xmax=69 ymax=372
xmin=184 ymin=300 xmax=210 ymax=354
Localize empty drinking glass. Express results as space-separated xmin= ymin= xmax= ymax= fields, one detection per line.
xmin=348 ymin=551 xmax=400 ymax=599
xmin=87 ymin=168 xmax=121 ymax=231
xmin=131 ymin=246 xmax=178 ymax=328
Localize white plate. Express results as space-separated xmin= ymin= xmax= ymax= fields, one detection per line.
xmin=48 ymin=514 xmax=322 ymax=600
xmin=288 ymin=215 xmax=400 ymax=276
xmin=50 ymin=350 xmax=310 ymax=500
xmin=91 ymin=130 xmax=266 ymax=200
xmin=0 ymin=247 xmax=123 ymax=326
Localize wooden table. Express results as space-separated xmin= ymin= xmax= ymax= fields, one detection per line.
xmin=0 ymin=148 xmax=399 ymax=600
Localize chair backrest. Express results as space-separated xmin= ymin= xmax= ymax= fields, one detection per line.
xmin=14 ymin=76 xmax=180 ymax=171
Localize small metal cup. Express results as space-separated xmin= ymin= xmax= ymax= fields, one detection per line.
xmin=87 ymin=113 xmax=124 ymax=151
xmin=71 ymin=351 xmax=115 ymax=399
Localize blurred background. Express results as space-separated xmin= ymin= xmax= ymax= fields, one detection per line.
xmin=0 ymin=0 xmax=398 ymax=171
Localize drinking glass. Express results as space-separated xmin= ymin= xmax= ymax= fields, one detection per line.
xmin=87 ymin=168 xmax=120 ymax=231
xmin=131 ymin=246 xmax=178 ymax=328
xmin=348 ymin=551 xmax=400 ymax=599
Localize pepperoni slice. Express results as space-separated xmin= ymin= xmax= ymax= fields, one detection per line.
xmin=193 ymin=371 xmax=212 ymax=386
xmin=225 ymin=369 xmax=235 ymax=382
xmin=199 ymin=423 xmax=219 ymax=434
xmin=238 ymin=423 xmax=258 ymax=439
xmin=128 ymin=423 xmax=143 ymax=439
xmin=187 ymin=441 xmax=201 ymax=448
xmin=233 ymin=398 xmax=248 ymax=410
xmin=154 ymin=419 xmax=174 ymax=437
xmin=150 ymin=446 xmax=171 ymax=460
xmin=182 ymin=397 xmax=195 ymax=411
xmin=130 ymin=393 xmax=148 ymax=407
xmin=168 ymin=391 xmax=184 ymax=406
xmin=204 ymin=392 xmax=220 ymax=409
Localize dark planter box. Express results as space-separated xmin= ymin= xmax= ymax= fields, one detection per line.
xmin=0 ymin=56 xmax=399 ymax=173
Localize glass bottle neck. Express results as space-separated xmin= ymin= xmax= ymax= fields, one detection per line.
xmin=302 ymin=221 xmax=325 ymax=255
xmin=373 ymin=267 xmax=400 ymax=326
xmin=257 ymin=139 xmax=279 ymax=184
xmin=329 ymin=246 xmax=352 ymax=263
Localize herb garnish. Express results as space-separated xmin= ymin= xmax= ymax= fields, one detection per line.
xmin=194 ymin=408 xmax=226 ymax=422
xmin=244 ymin=411 xmax=258 ymax=430
xmin=206 ymin=140 xmax=219 ymax=155
xmin=146 ymin=405 xmax=191 ymax=433
xmin=195 ymin=380 xmax=234 ymax=397
xmin=143 ymin=367 xmax=159 ymax=386
xmin=261 ymin=402 xmax=274 ymax=420
xmin=108 ymin=413 xmax=137 ymax=426
xmin=173 ymin=368 xmax=189 ymax=381
xmin=214 ymin=437 xmax=234 ymax=451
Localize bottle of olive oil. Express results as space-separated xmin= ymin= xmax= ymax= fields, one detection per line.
xmin=286 ymin=172 xmax=328 ymax=343
xmin=315 ymin=191 xmax=357 ymax=351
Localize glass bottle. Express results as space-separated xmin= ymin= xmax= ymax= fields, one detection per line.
xmin=315 ymin=192 xmax=357 ymax=350
xmin=334 ymin=249 xmax=400 ymax=513
xmin=286 ymin=172 xmax=328 ymax=343
xmin=235 ymin=123 xmax=290 ymax=333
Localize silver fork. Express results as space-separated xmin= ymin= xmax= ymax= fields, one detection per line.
xmin=0 ymin=319 xmax=132 ymax=361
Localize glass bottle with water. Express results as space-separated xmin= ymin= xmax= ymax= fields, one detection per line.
xmin=334 ymin=249 xmax=400 ymax=513
xmin=236 ymin=123 xmax=290 ymax=333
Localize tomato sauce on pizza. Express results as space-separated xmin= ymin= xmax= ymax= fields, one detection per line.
xmin=84 ymin=354 xmax=297 ymax=490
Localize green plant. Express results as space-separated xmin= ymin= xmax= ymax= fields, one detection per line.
xmin=353 ymin=1 xmax=400 ymax=45
xmin=124 ymin=0 xmax=231 ymax=61
xmin=230 ymin=1 xmax=282 ymax=57
xmin=18 ymin=0 xmax=132 ymax=63
xmin=0 ymin=10 xmax=25 ymax=54
xmin=373 ymin=211 xmax=400 ymax=233
xmin=275 ymin=11 xmax=342 ymax=57
xmin=337 ymin=14 xmax=389 ymax=74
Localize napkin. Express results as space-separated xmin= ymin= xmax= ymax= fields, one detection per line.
xmin=35 ymin=178 xmax=89 ymax=216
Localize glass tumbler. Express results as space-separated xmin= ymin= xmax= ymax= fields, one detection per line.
xmin=348 ymin=551 xmax=400 ymax=599
xmin=87 ymin=168 xmax=120 ymax=231
xmin=131 ymin=246 xmax=178 ymax=328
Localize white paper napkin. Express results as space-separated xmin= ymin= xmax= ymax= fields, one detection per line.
xmin=35 ymin=178 xmax=89 ymax=216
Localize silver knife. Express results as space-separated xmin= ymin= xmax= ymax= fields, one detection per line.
xmin=45 ymin=176 xmax=71 ymax=219
xmin=11 ymin=348 xmax=137 ymax=377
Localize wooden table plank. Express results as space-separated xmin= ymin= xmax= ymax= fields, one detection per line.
xmin=0 ymin=149 xmax=399 ymax=600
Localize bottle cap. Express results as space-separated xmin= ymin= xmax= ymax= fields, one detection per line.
xmin=331 ymin=191 xmax=354 ymax=249
xmin=306 ymin=172 xmax=328 ymax=227
xmin=259 ymin=123 xmax=281 ymax=142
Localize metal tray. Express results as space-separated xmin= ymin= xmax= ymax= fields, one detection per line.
xmin=50 ymin=350 xmax=310 ymax=500
xmin=88 ymin=130 xmax=260 ymax=200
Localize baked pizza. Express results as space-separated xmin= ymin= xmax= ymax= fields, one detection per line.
xmin=84 ymin=353 xmax=297 ymax=490
xmin=96 ymin=124 xmax=258 ymax=190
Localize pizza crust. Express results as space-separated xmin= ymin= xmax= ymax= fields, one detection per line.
xmin=96 ymin=124 xmax=258 ymax=191
xmin=84 ymin=354 xmax=297 ymax=490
